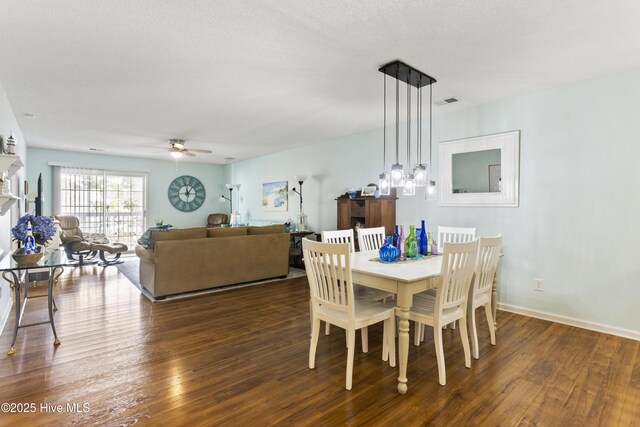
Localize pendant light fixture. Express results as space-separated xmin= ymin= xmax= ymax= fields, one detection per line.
xmin=414 ymin=84 xmax=427 ymax=187
xmin=390 ymin=77 xmax=404 ymax=188
xmin=378 ymin=74 xmax=391 ymax=195
xmin=425 ymin=83 xmax=437 ymax=201
xmin=403 ymin=75 xmax=415 ymax=195
xmin=377 ymin=61 xmax=436 ymax=196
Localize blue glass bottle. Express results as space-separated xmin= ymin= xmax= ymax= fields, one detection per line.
xmin=419 ymin=220 xmax=428 ymax=255
xmin=392 ymin=225 xmax=399 ymax=247
xmin=379 ymin=236 xmax=399 ymax=263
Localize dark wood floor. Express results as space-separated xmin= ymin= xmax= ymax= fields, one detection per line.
xmin=0 ymin=265 xmax=638 ymax=426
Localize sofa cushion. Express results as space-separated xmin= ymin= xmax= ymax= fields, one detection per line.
xmin=247 ymin=224 xmax=285 ymax=235
xmin=151 ymin=227 xmax=206 ymax=248
xmin=207 ymin=226 xmax=248 ymax=238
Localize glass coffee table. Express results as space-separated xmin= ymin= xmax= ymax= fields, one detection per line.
xmin=0 ymin=249 xmax=75 ymax=356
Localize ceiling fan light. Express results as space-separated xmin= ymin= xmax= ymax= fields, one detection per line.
xmin=170 ymin=150 xmax=183 ymax=159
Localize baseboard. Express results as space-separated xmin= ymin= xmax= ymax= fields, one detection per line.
xmin=498 ymin=303 xmax=640 ymax=342
xmin=0 ymin=300 xmax=11 ymax=340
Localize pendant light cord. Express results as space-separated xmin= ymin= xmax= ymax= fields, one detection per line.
xmin=395 ymin=78 xmax=399 ymax=164
xmin=429 ymin=82 xmax=433 ymax=171
xmin=418 ymin=84 xmax=422 ymax=165
xmin=383 ymin=74 xmax=386 ymax=170
xmin=407 ymin=71 xmax=411 ymax=167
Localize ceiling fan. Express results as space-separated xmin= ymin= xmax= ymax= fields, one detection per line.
xmin=160 ymin=139 xmax=213 ymax=159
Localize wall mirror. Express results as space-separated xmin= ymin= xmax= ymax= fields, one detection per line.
xmin=439 ymin=130 xmax=520 ymax=207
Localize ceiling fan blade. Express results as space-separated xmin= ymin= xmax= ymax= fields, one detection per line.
xmin=142 ymin=145 xmax=169 ymax=149
xmin=188 ymin=149 xmax=213 ymax=154
xmin=182 ymin=151 xmax=196 ymax=157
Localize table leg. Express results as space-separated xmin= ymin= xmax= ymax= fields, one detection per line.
xmin=50 ymin=267 xmax=62 ymax=346
xmin=396 ymin=290 xmax=412 ymax=394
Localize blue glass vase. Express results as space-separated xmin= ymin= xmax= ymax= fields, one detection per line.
xmin=379 ymin=236 xmax=399 ymax=263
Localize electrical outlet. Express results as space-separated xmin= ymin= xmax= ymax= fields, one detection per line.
xmin=534 ymin=278 xmax=544 ymax=292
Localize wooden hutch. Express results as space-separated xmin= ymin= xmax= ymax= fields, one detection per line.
xmin=336 ymin=189 xmax=397 ymax=248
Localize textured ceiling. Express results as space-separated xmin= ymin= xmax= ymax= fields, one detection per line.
xmin=0 ymin=1 xmax=639 ymax=164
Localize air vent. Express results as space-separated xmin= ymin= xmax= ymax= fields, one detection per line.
xmin=435 ymin=97 xmax=460 ymax=107
xmin=224 ymin=157 xmax=235 ymax=162
xmin=89 ymin=148 xmax=104 ymax=152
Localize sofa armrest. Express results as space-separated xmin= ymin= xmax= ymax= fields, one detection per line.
xmin=135 ymin=244 xmax=155 ymax=264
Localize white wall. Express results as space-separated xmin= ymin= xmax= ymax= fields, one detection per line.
xmin=0 ymin=81 xmax=27 ymax=333
xmin=227 ymin=68 xmax=640 ymax=334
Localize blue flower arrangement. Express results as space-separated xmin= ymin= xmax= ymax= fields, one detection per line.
xmin=12 ymin=214 xmax=57 ymax=246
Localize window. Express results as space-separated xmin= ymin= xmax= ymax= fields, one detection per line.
xmin=53 ymin=166 xmax=147 ymax=249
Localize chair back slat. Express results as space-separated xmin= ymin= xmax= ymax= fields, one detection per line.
xmin=356 ymin=226 xmax=386 ymax=252
xmin=474 ymin=235 xmax=502 ymax=295
xmin=437 ymin=240 xmax=478 ymax=311
xmin=303 ymin=239 xmax=353 ymax=316
xmin=322 ymin=229 xmax=356 ymax=253
xmin=437 ymin=226 xmax=476 ymax=252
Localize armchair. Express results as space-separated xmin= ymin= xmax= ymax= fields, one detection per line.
xmin=54 ymin=215 xmax=128 ymax=265
xmin=207 ymin=213 xmax=229 ymax=228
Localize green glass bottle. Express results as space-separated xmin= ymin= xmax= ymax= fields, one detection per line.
xmin=405 ymin=225 xmax=419 ymax=259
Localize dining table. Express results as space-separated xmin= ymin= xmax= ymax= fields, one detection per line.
xmin=350 ymin=250 xmax=443 ymax=394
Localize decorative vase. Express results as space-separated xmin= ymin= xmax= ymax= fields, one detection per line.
xmin=405 ymin=225 xmax=419 ymax=259
xmin=379 ymin=236 xmax=399 ymax=263
xmin=398 ymin=225 xmax=405 ymax=258
xmin=392 ymin=225 xmax=399 ymax=247
xmin=419 ymin=220 xmax=428 ymax=255
xmin=12 ymin=245 xmax=44 ymax=265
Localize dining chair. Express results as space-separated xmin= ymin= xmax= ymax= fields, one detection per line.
xmin=432 ymin=226 xmax=477 ymax=330
xmin=321 ymin=228 xmax=393 ymax=347
xmin=303 ymin=238 xmax=396 ymax=390
xmin=408 ymin=239 xmax=478 ymax=386
xmin=469 ymin=235 xmax=502 ymax=359
xmin=356 ymin=226 xmax=386 ymax=252
xmin=321 ymin=229 xmax=355 ymax=252
xmin=437 ymin=226 xmax=477 ymax=253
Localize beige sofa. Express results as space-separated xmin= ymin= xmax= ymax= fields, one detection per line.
xmin=134 ymin=224 xmax=289 ymax=299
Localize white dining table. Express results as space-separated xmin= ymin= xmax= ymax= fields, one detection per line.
xmin=350 ymin=250 xmax=442 ymax=394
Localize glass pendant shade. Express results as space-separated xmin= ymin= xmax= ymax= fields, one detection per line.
xmin=170 ymin=150 xmax=182 ymax=158
xmin=378 ymin=172 xmax=391 ymax=196
xmin=403 ymin=173 xmax=416 ymax=196
xmin=391 ymin=163 xmax=405 ymax=187
xmin=414 ymin=164 xmax=427 ymax=187
xmin=426 ymin=180 xmax=437 ymax=201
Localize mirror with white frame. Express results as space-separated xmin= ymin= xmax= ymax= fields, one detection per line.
xmin=439 ymin=130 xmax=520 ymax=207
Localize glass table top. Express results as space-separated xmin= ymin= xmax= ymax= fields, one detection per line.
xmin=0 ymin=249 xmax=74 ymax=271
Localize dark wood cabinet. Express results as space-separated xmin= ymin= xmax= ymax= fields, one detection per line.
xmin=336 ymin=190 xmax=397 ymax=246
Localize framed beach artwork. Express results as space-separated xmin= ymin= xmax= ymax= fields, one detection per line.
xmin=262 ymin=181 xmax=288 ymax=212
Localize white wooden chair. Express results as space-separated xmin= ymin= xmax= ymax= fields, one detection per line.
xmin=427 ymin=226 xmax=477 ymax=331
xmin=321 ymin=229 xmax=355 ymax=252
xmin=436 ymin=226 xmax=477 ymax=254
xmin=356 ymin=226 xmax=386 ymax=252
xmin=303 ymin=239 xmax=396 ymax=390
xmin=408 ymin=239 xmax=478 ymax=386
xmin=321 ymin=228 xmax=392 ymax=344
xmin=469 ymin=235 xmax=502 ymax=359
